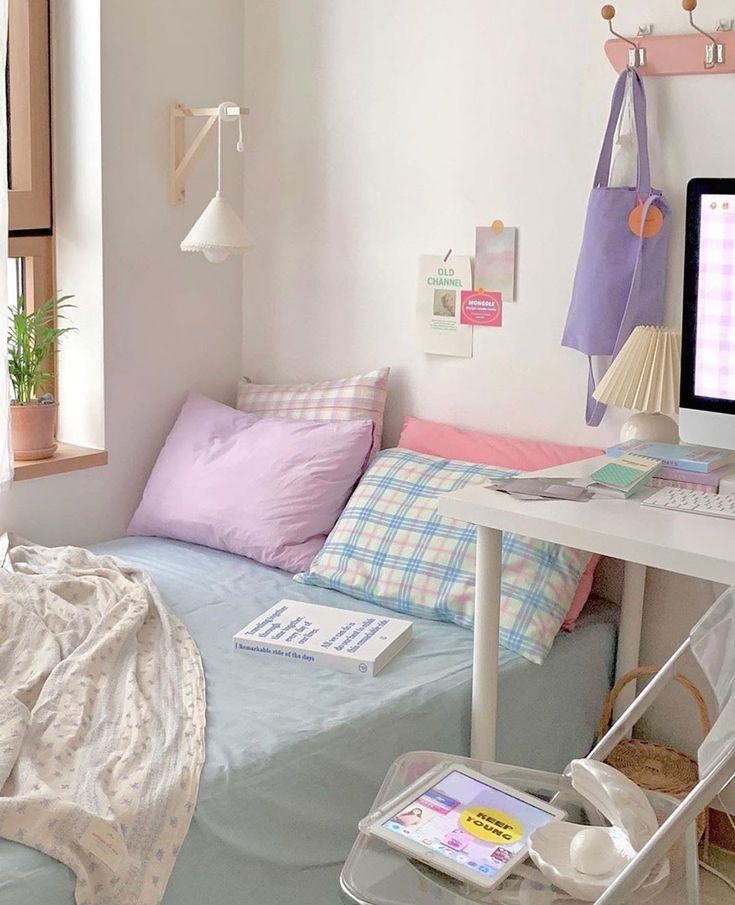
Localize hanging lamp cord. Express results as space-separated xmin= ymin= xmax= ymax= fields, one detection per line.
xmin=216 ymin=106 xmax=223 ymax=196
xmin=216 ymin=101 xmax=245 ymax=196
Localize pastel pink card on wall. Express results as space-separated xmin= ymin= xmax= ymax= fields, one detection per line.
xmin=460 ymin=291 xmax=502 ymax=327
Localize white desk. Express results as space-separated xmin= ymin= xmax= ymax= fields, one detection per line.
xmin=438 ymin=456 xmax=735 ymax=761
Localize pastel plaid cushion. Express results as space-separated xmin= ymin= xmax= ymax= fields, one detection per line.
xmin=237 ymin=368 xmax=390 ymax=458
xmin=296 ymin=449 xmax=592 ymax=664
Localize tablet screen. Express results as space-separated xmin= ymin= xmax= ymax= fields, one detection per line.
xmin=381 ymin=770 xmax=557 ymax=882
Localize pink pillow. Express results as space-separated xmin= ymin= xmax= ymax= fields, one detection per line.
xmin=398 ymin=416 xmax=601 ymax=472
xmin=398 ymin=416 xmax=603 ymax=629
xmin=562 ymin=555 xmax=601 ymax=632
xmin=128 ymin=393 xmax=374 ymax=573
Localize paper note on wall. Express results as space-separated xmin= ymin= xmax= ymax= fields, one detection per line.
xmin=475 ymin=226 xmax=517 ymax=301
xmin=460 ymin=291 xmax=502 ymax=327
xmin=416 ymin=255 xmax=473 ymax=357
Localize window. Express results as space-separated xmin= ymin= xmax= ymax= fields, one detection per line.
xmin=8 ymin=0 xmax=52 ymax=231
xmin=4 ymin=2 xmax=105 ymax=479
xmin=8 ymin=0 xmax=55 ymax=394
xmin=8 ymin=0 xmax=53 ymax=316
xmin=6 ymin=234 xmax=55 ymax=396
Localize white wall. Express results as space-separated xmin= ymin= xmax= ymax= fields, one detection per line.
xmin=53 ymin=0 xmax=104 ymax=451
xmin=0 ymin=0 xmax=245 ymax=545
xmin=242 ymin=0 xmax=735 ymax=752
xmin=241 ymin=0 xmax=735 ymax=444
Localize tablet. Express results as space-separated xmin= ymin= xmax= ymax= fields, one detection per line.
xmin=362 ymin=763 xmax=565 ymax=891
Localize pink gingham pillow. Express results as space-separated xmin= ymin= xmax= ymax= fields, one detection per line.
xmin=237 ymin=368 xmax=390 ymax=458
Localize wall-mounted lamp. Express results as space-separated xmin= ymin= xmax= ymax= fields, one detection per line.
xmin=170 ymin=101 xmax=254 ymax=263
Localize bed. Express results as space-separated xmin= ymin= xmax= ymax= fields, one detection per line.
xmin=0 ymin=536 xmax=618 ymax=905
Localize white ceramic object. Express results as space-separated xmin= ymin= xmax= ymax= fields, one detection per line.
xmin=527 ymin=760 xmax=670 ymax=902
xmin=569 ymin=826 xmax=623 ymax=876
xmin=619 ymin=412 xmax=680 ymax=443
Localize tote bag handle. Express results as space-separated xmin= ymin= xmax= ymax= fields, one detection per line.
xmin=593 ymin=68 xmax=651 ymax=197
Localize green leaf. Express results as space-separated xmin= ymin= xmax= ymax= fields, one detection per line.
xmin=7 ymin=294 xmax=77 ymax=403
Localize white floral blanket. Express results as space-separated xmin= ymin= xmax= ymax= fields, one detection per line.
xmin=0 ymin=536 xmax=206 ymax=905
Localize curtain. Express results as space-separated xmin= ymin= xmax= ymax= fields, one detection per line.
xmin=0 ymin=0 xmax=12 ymax=489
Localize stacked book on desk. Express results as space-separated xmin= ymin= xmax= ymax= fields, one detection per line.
xmin=649 ymin=466 xmax=724 ymax=493
xmin=586 ymin=454 xmax=661 ymax=499
xmin=606 ymin=440 xmax=734 ymax=493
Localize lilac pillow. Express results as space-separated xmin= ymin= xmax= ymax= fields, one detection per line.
xmin=128 ymin=393 xmax=373 ymax=573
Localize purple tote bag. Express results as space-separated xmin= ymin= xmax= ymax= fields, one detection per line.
xmin=562 ymin=69 xmax=671 ymax=426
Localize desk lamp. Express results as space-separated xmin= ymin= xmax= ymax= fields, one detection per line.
xmin=593 ymin=326 xmax=681 ymax=442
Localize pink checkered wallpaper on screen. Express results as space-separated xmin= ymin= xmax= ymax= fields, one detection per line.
xmin=695 ymin=195 xmax=735 ymax=402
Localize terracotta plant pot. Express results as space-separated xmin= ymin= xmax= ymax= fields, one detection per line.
xmin=10 ymin=402 xmax=58 ymax=461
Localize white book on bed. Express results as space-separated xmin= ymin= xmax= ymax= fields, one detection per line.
xmin=234 ymin=599 xmax=412 ymax=676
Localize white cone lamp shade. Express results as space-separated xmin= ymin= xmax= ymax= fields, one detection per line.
xmin=180 ymin=101 xmax=253 ymax=263
xmin=180 ymin=191 xmax=254 ymax=263
xmin=593 ymin=326 xmax=682 ymax=442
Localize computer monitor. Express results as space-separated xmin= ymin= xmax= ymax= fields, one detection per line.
xmin=680 ymin=178 xmax=735 ymax=452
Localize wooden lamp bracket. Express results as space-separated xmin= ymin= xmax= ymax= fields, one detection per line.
xmin=169 ymin=103 xmax=249 ymax=205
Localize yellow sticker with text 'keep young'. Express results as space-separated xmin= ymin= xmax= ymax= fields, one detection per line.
xmin=459 ymin=807 xmax=523 ymax=844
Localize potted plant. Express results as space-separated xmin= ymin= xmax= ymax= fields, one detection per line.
xmin=8 ymin=294 xmax=75 ymax=460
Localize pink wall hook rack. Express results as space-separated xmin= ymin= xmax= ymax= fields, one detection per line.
xmin=602 ymin=2 xmax=735 ymax=76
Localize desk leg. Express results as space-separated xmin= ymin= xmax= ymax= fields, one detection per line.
xmin=471 ymin=526 xmax=503 ymax=761
xmin=613 ymin=562 xmax=648 ymax=719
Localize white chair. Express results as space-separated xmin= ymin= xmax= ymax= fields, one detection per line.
xmin=341 ymin=585 xmax=735 ymax=905
xmin=585 ymin=583 xmax=735 ymax=905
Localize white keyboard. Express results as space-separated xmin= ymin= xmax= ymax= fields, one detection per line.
xmin=642 ymin=487 xmax=735 ymax=520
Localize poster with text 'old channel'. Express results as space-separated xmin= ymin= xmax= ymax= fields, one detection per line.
xmin=416 ymin=255 xmax=473 ymax=357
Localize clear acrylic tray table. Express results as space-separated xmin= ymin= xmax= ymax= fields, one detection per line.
xmin=340 ymin=751 xmax=699 ymax=905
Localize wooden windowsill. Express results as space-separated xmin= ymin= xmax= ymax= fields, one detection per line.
xmin=14 ymin=442 xmax=108 ymax=481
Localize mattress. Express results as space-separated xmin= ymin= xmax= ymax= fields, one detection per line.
xmin=0 ymin=537 xmax=618 ymax=905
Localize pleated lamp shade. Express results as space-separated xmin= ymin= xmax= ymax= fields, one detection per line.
xmin=594 ymin=327 xmax=681 ymax=414
xmin=180 ymin=191 xmax=254 ymax=263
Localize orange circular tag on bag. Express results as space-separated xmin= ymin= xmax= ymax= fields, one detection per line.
xmin=628 ymin=202 xmax=664 ymax=238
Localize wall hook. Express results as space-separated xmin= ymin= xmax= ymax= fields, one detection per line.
xmin=682 ymin=0 xmax=725 ymax=68
xmin=601 ymin=5 xmax=646 ymax=67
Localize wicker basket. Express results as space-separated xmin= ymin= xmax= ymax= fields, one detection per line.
xmin=596 ymin=666 xmax=711 ymax=840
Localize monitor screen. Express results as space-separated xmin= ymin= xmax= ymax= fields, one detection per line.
xmin=693 ymin=194 xmax=735 ymax=401
xmin=681 ymin=179 xmax=735 ymax=420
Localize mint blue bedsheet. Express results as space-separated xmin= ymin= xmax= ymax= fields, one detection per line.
xmin=0 ymin=537 xmax=617 ymax=905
